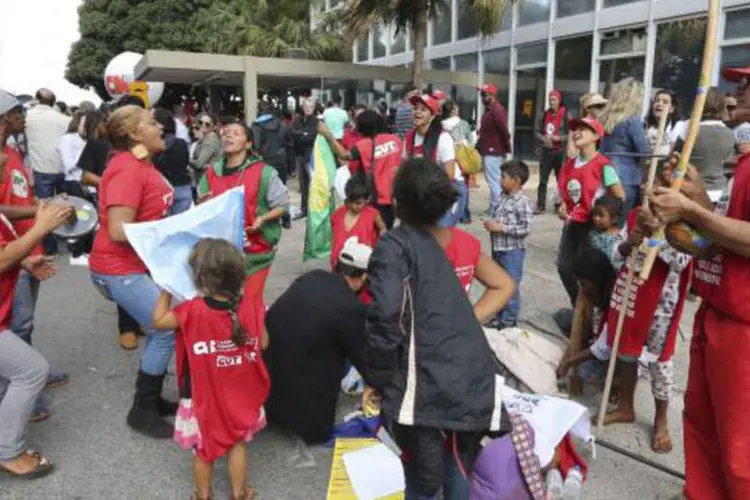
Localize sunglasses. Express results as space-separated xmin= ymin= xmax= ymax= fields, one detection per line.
xmin=727 ymin=105 xmax=738 ymax=111
xmin=200 ymin=121 xmax=212 ymax=127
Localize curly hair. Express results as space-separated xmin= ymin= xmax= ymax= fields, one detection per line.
xmin=392 ymin=158 xmax=458 ymax=227
xmin=600 ymin=78 xmax=645 ymax=134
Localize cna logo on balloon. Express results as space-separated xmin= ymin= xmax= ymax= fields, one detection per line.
xmin=106 ymin=75 xmax=129 ymax=95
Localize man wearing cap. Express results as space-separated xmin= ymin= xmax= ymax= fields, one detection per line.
xmin=534 ymin=90 xmax=569 ymax=214
xmin=0 ymin=90 xmax=70 ymax=421
xmin=264 ymin=237 xmax=373 ymax=445
xmin=478 ymin=84 xmax=511 ymax=216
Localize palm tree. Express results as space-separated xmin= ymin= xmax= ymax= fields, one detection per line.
xmin=333 ymin=0 xmax=519 ymax=88
xmin=198 ymin=0 xmax=347 ymax=61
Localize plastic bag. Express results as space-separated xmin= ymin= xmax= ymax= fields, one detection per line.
xmin=124 ymin=187 xmax=245 ymax=301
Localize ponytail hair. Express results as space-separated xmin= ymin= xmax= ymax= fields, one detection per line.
xmin=188 ymin=238 xmax=249 ymax=346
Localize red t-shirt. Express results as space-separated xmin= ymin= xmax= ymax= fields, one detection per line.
xmin=173 ymin=298 xmax=270 ymax=462
xmin=0 ymin=214 xmax=20 ymax=330
xmin=330 ymin=205 xmax=380 ymax=270
xmin=443 ymin=227 xmax=481 ymax=293
xmin=89 ymin=152 xmax=174 ymax=275
xmin=1 ymin=146 xmax=41 ymax=255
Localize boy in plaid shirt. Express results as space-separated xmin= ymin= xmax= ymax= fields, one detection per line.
xmin=483 ymin=160 xmax=534 ymax=328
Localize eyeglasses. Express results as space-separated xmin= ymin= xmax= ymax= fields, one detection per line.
xmin=200 ymin=121 xmax=212 ymax=127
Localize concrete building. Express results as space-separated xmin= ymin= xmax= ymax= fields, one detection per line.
xmin=332 ymin=0 xmax=750 ymax=158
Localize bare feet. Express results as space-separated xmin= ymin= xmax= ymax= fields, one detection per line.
xmin=0 ymin=450 xmax=54 ymax=478
xmin=651 ymin=423 xmax=673 ymax=454
xmin=599 ymin=408 xmax=636 ymax=426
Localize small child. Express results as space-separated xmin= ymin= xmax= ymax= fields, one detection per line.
xmin=588 ymin=193 xmax=624 ymax=264
xmin=483 ymin=160 xmax=534 ymax=328
xmin=330 ymin=175 xmax=386 ymax=277
xmin=152 ymin=238 xmax=270 ymax=500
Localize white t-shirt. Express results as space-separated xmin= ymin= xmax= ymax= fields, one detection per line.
xmin=411 ymin=131 xmax=462 ymax=180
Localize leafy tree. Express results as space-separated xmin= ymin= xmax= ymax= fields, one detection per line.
xmin=332 ymin=0 xmax=520 ymax=88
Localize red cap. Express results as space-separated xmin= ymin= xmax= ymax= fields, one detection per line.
xmin=548 ymin=89 xmax=562 ymax=102
xmin=722 ymin=65 xmax=750 ymax=83
xmin=409 ymin=94 xmax=440 ymax=115
xmin=432 ymin=89 xmax=447 ymax=101
xmin=568 ymin=117 xmax=604 ymax=137
xmin=479 ymin=83 xmax=497 ymax=95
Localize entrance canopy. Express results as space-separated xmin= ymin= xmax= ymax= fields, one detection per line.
xmin=134 ymin=50 xmax=503 ymax=119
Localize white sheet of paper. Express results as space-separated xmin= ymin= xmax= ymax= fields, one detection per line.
xmin=342 ymin=443 xmax=405 ymax=500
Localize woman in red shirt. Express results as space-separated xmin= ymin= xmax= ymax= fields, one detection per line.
xmin=88 ymin=105 xmax=177 ymax=439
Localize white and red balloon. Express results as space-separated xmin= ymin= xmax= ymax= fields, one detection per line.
xmin=103 ymin=51 xmax=164 ymax=107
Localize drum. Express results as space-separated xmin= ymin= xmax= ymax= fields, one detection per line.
xmin=51 ymin=196 xmax=99 ymax=239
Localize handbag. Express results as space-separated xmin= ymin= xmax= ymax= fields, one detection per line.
xmin=456 ymin=143 xmax=482 ymax=175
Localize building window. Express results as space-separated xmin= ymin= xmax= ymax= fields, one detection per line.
xmin=373 ymin=24 xmax=387 ymax=58
xmin=600 ymin=27 xmax=647 ymax=56
xmin=725 ymin=8 xmax=750 ymax=40
xmin=719 ymin=44 xmax=750 ymax=91
xmin=558 ymin=0 xmax=595 ymax=18
xmin=517 ymin=43 xmax=548 ymax=66
xmin=391 ymin=27 xmax=406 ymax=55
xmin=430 ymin=57 xmax=452 ymax=70
xmin=653 ymin=18 xmax=707 ymax=118
xmin=457 ymin=0 xmax=477 ymax=40
xmin=432 ymin=11 xmax=452 ymax=45
xmin=515 ymin=67 xmax=547 ymax=160
xmin=555 ymin=36 xmax=593 ymax=117
xmin=356 ymin=35 xmax=369 ymax=62
xmin=598 ymin=27 xmax=646 ymax=95
xmin=455 ymin=53 xmax=478 ymax=72
xmin=519 ymin=0 xmax=550 ymax=27
xmin=484 ymin=48 xmax=511 ymax=75
xmin=599 ymin=58 xmax=645 ymax=95
xmin=603 ymin=0 xmax=640 ymax=7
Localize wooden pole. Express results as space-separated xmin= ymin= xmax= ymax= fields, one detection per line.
xmin=595 ymin=109 xmax=670 ymax=433
xmin=639 ymin=0 xmax=720 ymax=280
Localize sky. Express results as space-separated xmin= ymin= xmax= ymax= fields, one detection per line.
xmin=0 ymin=0 xmax=102 ymax=105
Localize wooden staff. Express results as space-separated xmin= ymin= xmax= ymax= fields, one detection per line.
xmin=639 ymin=0 xmax=720 ymax=280
xmin=596 ymin=111 xmax=669 ymax=433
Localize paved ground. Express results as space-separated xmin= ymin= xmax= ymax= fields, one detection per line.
xmin=0 ymin=174 xmax=690 ymax=499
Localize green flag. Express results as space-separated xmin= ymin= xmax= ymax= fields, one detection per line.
xmin=304 ymin=135 xmax=338 ymax=261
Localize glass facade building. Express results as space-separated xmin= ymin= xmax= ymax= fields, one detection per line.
xmin=325 ymin=0 xmax=750 ymax=159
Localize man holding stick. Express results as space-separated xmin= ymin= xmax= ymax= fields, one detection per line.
xmin=647 ymin=149 xmax=750 ymax=498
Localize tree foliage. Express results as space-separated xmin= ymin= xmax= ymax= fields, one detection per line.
xmin=66 ymin=0 xmax=346 ymax=101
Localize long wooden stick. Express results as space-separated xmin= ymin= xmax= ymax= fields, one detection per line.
xmin=595 ymin=110 xmax=669 ymax=433
xmin=639 ymin=0 xmax=720 ymax=280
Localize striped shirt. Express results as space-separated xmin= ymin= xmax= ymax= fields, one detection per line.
xmin=394 ymin=102 xmax=414 ymax=141
xmin=490 ymin=190 xmax=534 ymax=251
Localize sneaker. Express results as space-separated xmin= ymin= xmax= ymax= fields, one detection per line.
xmin=69 ymin=254 xmax=90 ymax=267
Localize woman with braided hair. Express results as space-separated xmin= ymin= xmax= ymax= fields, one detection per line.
xmin=152 ymin=238 xmax=270 ymax=500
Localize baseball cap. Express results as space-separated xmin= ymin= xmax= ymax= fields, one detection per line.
xmin=338 ymin=237 xmax=372 ymax=271
xmin=581 ymin=93 xmax=607 ymax=109
xmin=568 ymin=116 xmax=604 ymax=137
xmin=432 ymin=89 xmax=447 ymax=101
xmin=479 ymin=84 xmax=497 ymax=95
xmin=0 ymin=90 xmax=22 ymax=117
xmin=409 ymin=94 xmax=440 ymax=115
xmin=722 ymin=64 xmax=750 ymax=83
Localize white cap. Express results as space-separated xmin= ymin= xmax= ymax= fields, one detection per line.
xmin=338 ymin=237 xmax=372 ymax=271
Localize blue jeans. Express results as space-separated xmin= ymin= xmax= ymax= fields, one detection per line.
xmin=482 ymin=155 xmax=504 ymax=214
xmin=438 ymin=180 xmax=469 ymax=228
xmin=169 ymin=185 xmax=193 ymax=215
xmin=90 ymin=272 xmax=174 ymax=375
xmin=493 ymin=248 xmax=526 ymax=327
xmin=33 ymin=172 xmax=65 ymax=254
xmin=443 ymin=448 xmax=471 ymax=500
xmin=11 ymin=271 xmax=39 ymax=345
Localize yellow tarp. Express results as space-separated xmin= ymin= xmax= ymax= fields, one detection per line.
xmin=326 ymin=438 xmax=405 ymax=500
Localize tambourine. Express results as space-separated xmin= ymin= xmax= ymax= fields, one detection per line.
xmin=665 ymin=221 xmax=716 ymax=259
xmin=51 ymin=196 xmax=99 ymax=239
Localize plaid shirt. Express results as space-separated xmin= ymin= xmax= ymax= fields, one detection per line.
xmin=490 ymin=190 xmax=533 ymax=251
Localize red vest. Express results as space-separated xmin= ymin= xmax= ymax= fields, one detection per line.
xmin=354 ymin=134 xmax=403 ymax=205
xmin=405 ymin=129 xmax=439 ymax=163
xmin=173 ymin=298 xmax=270 ymax=462
xmin=558 ymin=153 xmax=609 ymax=223
xmin=204 ymin=159 xmax=273 ymax=255
xmin=443 ymin=227 xmax=481 ymax=294
xmin=693 ymin=154 xmax=750 ymax=324
xmin=330 ymin=205 xmax=380 ymax=270
xmin=544 ymin=106 xmax=567 ymax=150
xmin=606 ymin=209 xmax=692 ymax=361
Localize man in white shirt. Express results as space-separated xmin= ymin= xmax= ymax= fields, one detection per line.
xmin=24 ymin=89 xmax=70 ymax=255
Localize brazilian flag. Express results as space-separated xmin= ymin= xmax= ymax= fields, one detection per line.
xmin=303 ymin=135 xmax=338 ymax=261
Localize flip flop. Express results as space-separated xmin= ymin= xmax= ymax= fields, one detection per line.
xmin=45 ymin=371 xmax=69 ymax=389
xmin=0 ymin=450 xmax=54 ymax=479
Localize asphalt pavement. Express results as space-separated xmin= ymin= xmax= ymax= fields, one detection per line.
xmin=0 ymin=177 xmax=689 ymax=499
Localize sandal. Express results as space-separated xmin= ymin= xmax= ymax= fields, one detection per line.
xmin=0 ymin=449 xmax=54 ymax=479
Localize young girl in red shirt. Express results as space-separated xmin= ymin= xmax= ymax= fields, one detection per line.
xmin=152 ymin=238 xmax=269 ymax=500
